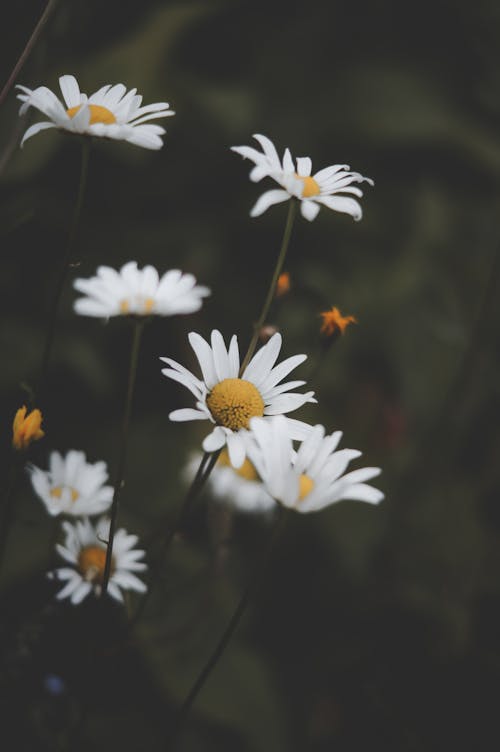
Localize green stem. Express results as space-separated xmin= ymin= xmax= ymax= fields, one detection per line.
xmin=132 ymin=200 xmax=297 ymax=624
xmin=239 ymin=199 xmax=297 ymax=374
xmin=0 ymin=0 xmax=59 ymax=109
xmin=39 ymin=138 xmax=91 ymax=390
xmin=166 ymin=510 xmax=287 ymax=749
xmin=130 ymin=449 xmax=220 ymax=626
xmin=101 ymin=320 xmax=144 ymax=596
xmin=0 ymin=454 xmax=23 ymax=577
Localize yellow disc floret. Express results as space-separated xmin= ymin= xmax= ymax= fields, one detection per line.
xmin=77 ymin=546 xmax=110 ymax=584
xmin=67 ymin=104 xmax=117 ymax=125
xmin=206 ymin=378 xmax=264 ymax=431
xmin=50 ymin=486 xmax=79 ymax=503
xmin=218 ymin=448 xmax=260 ymax=481
xmin=295 ymin=174 xmax=320 ymax=198
xmin=298 ymin=473 xmax=315 ymax=501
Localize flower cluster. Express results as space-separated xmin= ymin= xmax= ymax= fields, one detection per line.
xmin=13 ymin=72 xmax=383 ymax=611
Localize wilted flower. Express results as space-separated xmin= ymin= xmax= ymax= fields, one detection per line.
xmin=12 ymin=405 xmax=44 ymax=451
xmin=17 ymin=74 xmax=174 ymax=149
xmin=51 ymin=517 xmax=146 ymax=604
xmin=73 ymin=262 xmax=210 ymax=319
xmin=246 ymin=415 xmax=384 ymax=512
xmin=29 ymin=450 xmax=113 ymax=517
xmin=320 ymin=306 xmax=357 ymax=337
xmin=161 ymin=329 xmax=315 ymax=468
xmin=231 ymin=133 xmax=373 ymax=221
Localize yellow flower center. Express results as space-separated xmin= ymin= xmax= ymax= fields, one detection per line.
xmin=206 ymin=378 xmax=265 ymax=431
xmin=295 ymin=174 xmax=320 ymax=198
xmin=50 ymin=485 xmax=79 ymax=503
xmin=298 ymin=474 xmax=315 ymax=501
xmin=218 ymin=448 xmax=260 ymax=481
xmin=67 ymin=104 xmax=117 ymax=125
xmin=119 ymin=296 xmax=155 ymax=315
xmin=77 ymin=546 xmax=111 ymax=584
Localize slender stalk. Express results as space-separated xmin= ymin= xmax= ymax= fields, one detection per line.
xmin=166 ymin=510 xmax=287 ymax=749
xmin=39 ymin=138 xmax=91 ymax=389
xmin=130 ymin=450 xmax=220 ymax=626
xmin=239 ymin=199 xmax=297 ymax=374
xmin=0 ymin=454 xmax=23 ymax=576
xmin=101 ymin=321 xmax=144 ymax=596
xmin=0 ymin=0 xmax=59 ymax=109
xmin=132 ymin=200 xmax=298 ymax=623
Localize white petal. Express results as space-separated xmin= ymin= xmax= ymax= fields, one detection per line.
xmin=250 ymin=190 xmax=290 ymax=218
xmin=226 ymin=432 xmax=246 ymax=468
xmin=59 ymin=75 xmax=81 ymax=108
xmin=169 ymin=408 xmax=207 ymax=422
xmin=300 ymin=200 xmax=321 ymax=221
xmin=202 ymin=427 xmax=227 ymax=452
xmin=211 ymin=330 xmax=231 ymax=381
xmin=296 ymin=157 xmax=312 ymax=176
xmin=188 ymin=332 xmax=218 ymax=389
xmin=20 ymin=121 xmax=55 ymax=146
xmin=315 ymin=195 xmax=363 ymax=221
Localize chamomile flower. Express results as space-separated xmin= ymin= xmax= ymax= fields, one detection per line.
xmin=73 ymin=262 xmax=210 ymax=318
xmin=161 ymin=330 xmax=316 ymax=468
xmin=246 ymin=416 xmax=384 ymax=512
xmin=28 ymin=450 xmax=113 ymax=517
xmin=51 ymin=517 xmax=146 ymax=605
xmin=231 ymin=133 xmax=373 ymax=221
xmin=17 ymin=74 xmax=174 ymax=149
xmin=186 ymin=450 xmax=276 ymax=514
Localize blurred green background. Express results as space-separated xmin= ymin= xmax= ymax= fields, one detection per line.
xmin=1 ymin=0 xmax=500 ymax=750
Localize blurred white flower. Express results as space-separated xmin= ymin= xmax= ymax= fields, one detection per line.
xmin=73 ymin=261 xmax=210 ymax=318
xmin=246 ymin=415 xmax=384 ymax=512
xmin=162 ymin=329 xmax=315 ymax=468
xmin=17 ymin=74 xmax=174 ymax=149
xmin=29 ymin=450 xmax=113 ymax=517
xmin=186 ymin=450 xmax=276 ymax=514
xmin=231 ymin=133 xmax=373 ymax=221
xmin=51 ymin=517 xmax=146 ymax=604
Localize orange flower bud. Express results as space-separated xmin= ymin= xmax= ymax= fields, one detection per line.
xmin=275 ymin=272 xmax=291 ymax=298
xmin=12 ymin=405 xmax=44 ymax=451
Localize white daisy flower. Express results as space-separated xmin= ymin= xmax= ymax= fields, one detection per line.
xmin=246 ymin=415 xmax=384 ymax=513
xmin=28 ymin=450 xmax=113 ymax=517
xmin=186 ymin=451 xmax=276 ymax=514
xmin=17 ymin=74 xmax=174 ymax=149
xmin=231 ymin=133 xmax=373 ymax=221
xmin=73 ymin=261 xmax=210 ymax=318
xmin=161 ymin=329 xmax=316 ymax=468
xmin=51 ymin=517 xmax=146 ymax=605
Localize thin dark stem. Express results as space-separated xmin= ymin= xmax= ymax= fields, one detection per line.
xmin=39 ymin=139 xmax=91 ymax=390
xmin=239 ymin=199 xmax=297 ymax=374
xmin=130 ymin=450 xmax=220 ymax=626
xmin=0 ymin=455 xmax=23 ymax=576
xmin=0 ymin=0 xmax=59 ymax=109
xmin=166 ymin=510 xmax=287 ymax=749
xmin=132 ymin=200 xmax=298 ymax=624
xmin=101 ymin=321 xmax=144 ymax=596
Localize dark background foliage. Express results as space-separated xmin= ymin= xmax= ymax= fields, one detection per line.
xmin=1 ymin=0 xmax=500 ymax=750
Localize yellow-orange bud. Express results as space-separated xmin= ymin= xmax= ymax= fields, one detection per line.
xmin=275 ymin=272 xmax=291 ymax=298
xmin=320 ymin=307 xmax=357 ymax=337
xmin=12 ymin=405 xmax=44 ymax=451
